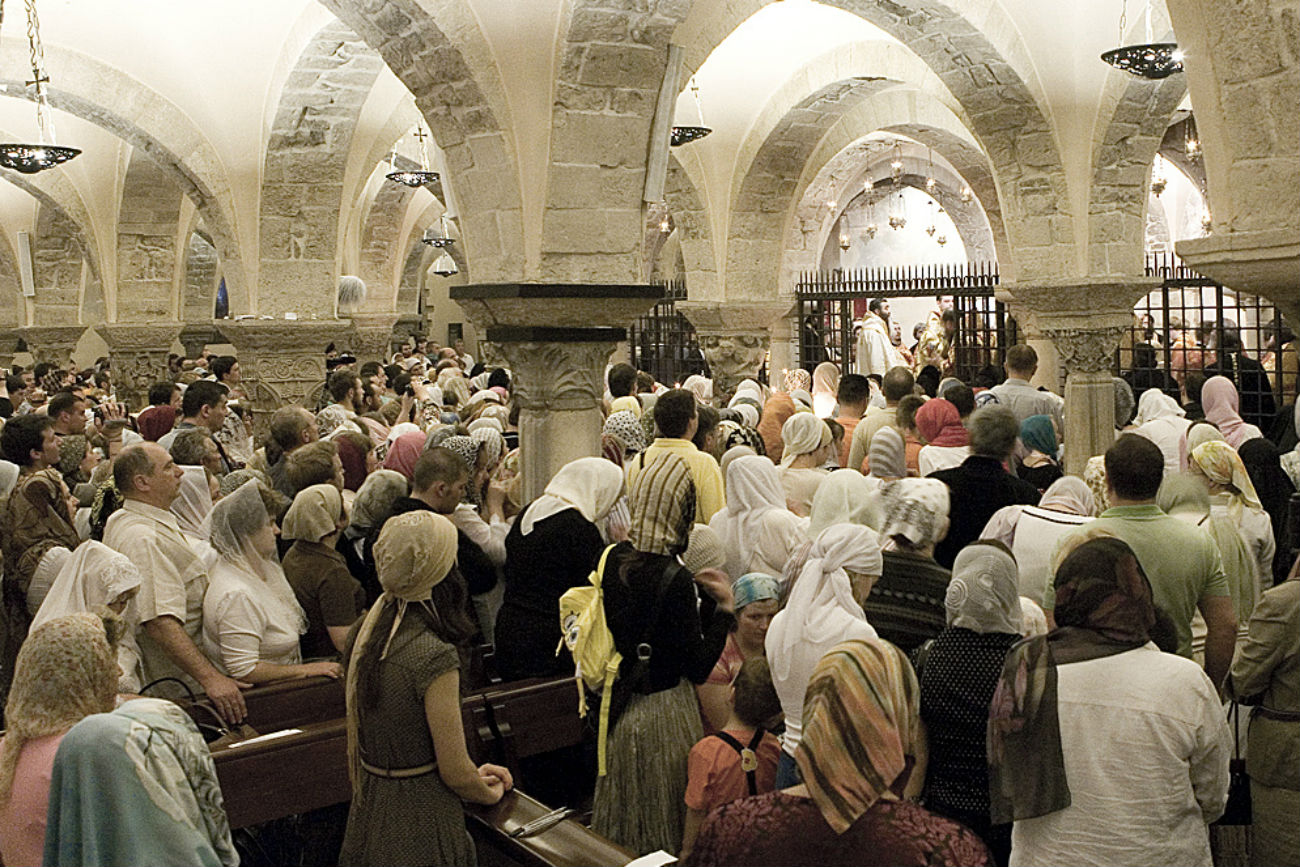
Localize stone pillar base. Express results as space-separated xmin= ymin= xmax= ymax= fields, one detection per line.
xmin=96 ymin=322 xmax=184 ymax=412
xmin=219 ymin=320 xmax=355 ymax=432
xmin=1177 ymin=230 xmax=1300 ymax=326
xmin=346 ymin=312 xmax=400 ymax=362
xmin=17 ymin=325 xmax=86 ymax=367
xmin=679 ymin=301 xmax=793 ymax=403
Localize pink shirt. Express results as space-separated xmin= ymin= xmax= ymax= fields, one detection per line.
xmin=0 ymin=733 xmax=66 ymax=867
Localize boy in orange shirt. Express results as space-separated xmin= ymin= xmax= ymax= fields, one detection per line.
xmin=680 ymin=657 xmax=783 ymax=860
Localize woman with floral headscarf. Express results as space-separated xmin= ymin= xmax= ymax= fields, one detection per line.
xmin=593 ymin=451 xmax=736 ymax=856
xmin=989 ymin=537 xmax=1229 ymax=867
xmin=342 ymin=511 xmax=511 ymax=865
xmin=1189 ymin=440 xmax=1277 ymax=596
xmin=866 ymin=478 xmax=953 ymax=653
xmin=916 ymin=540 xmax=1024 ymax=864
xmin=687 ymin=639 xmax=990 ymax=867
xmin=0 ymin=612 xmax=125 ymax=867
xmin=202 ymin=481 xmax=340 ymax=683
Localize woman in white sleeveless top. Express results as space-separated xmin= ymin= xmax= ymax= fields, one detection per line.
xmin=979 ymin=476 xmax=1096 ymax=604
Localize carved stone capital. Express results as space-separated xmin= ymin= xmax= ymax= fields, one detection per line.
xmin=345 ymin=312 xmax=400 ymax=361
xmin=179 ymin=322 xmax=224 ymax=359
xmin=1003 ymin=277 xmax=1156 ymax=328
xmin=676 ymin=300 xmax=794 ymax=335
xmin=17 ymin=325 xmax=85 ymax=365
xmin=494 ymin=340 xmax=615 ymax=412
xmin=695 ymin=331 xmax=770 ymax=398
xmin=1176 ymin=230 xmax=1300 ymax=326
xmin=1040 ymin=325 xmax=1131 ymax=375
xmin=450 ymin=283 xmax=663 ymax=334
xmin=219 ymin=320 xmax=354 ymax=414
xmin=96 ymin=323 xmax=184 ymax=412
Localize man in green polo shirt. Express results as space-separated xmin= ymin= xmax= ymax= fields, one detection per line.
xmin=1050 ymin=434 xmax=1236 ymax=689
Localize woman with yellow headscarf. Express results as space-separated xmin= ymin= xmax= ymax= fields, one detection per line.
xmin=686 ymin=638 xmax=990 ymax=866
xmin=341 ymin=511 xmax=513 ymax=866
xmin=1189 ymin=440 xmax=1277 ymax=599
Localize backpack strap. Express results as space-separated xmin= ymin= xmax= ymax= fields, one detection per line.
xmin=711 ymin=728 xmax=766 ymax=796
xmin=627 ymin=558 xmax=681 ymax=694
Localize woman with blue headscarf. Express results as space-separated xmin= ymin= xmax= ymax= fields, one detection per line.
xmin=698 ymin=573 xmax=782 ymax=732
xmin=1015 ymin=415 xmax=1062 ymax=493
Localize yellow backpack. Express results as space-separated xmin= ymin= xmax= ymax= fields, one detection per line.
xmin=557 ymin=544 xmax=621 ymax=775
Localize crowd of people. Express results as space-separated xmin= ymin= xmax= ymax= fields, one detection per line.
xmin=0 ymin=322 xmax=1297 ymax=867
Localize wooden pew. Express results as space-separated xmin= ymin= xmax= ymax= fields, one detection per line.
xmin=210 ymin=719 xmax=349 ymax=829
xmin=467 ymin=790 xmax=636 ymax=867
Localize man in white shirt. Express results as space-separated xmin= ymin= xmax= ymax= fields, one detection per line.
xmin=985 ymin=344 xmax=1064 ymax=430
xmin=104 ymin=443 xmax=248 ymax=723
xmin=855 ymin=298 xmax=902 ymax=379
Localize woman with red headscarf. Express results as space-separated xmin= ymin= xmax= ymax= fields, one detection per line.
xmin=915 ymin=398 xmax=970 ymax=476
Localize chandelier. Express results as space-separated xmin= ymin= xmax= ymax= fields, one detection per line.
xmin=1184 ymin=115 xmax=1201 ymax=163
xmin=0 ymin=0 xmax=81 ymax=174
xmin=1149 ymin=154 xmax=1168 ymax=196
xmin=924 ymin=147 xmax=937 ymax=193
xmin=671 ymin=78 xmax=712 ymax=147
xmin=887 ymin=191 xmax=907 ymax=230
xmin=936 ymin=234 xmax=948 ymax=246
xmin=422 ymin=214 xmax=457 ymax=248
xmin=890 ymin=142 xmax=904 ymax=184
xmin=386 ymin=123 xmax=439 ymax=188
xmin=1101 ymin=0 xmax=1183 ymax=79
xmin=430 ymin=249 xmax=458 ymax=277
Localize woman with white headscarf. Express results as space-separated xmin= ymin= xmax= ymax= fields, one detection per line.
xmin=682 ymin=374 xmax=714 ymax=407
xmin=766 ymin=523 xmax=882 ymax=789
xmin=31 ymin=541 xmax=144 ymax=692
xmin=497 ymin=457 xmax=625 ymax=681
xmin=202 ymin=481 xmax=340 ymax=683
xmin=1189 ymin=440 xmax=1277 ymax=597
xmin=779 ymin=413 xmax=832 ymax=517
xmin=915 ymin=540 xmax=1023 ymax=863
xmin=866 ymin=478 xmax=953 ymax=653
xmin=709 ymin=455 xmax=808 ymax=582
xmin=811 ymin=362 xmax=841 ymax=419
xmin=170 ymin=465 xmax=213 ymax=550
xmin=1133 ymin=388 xmax=1192 ymax=475
xmin=979 ymin=475 xmax=1096 ymax=604
xmin=342 ymin=511 xmax=511 ymax=865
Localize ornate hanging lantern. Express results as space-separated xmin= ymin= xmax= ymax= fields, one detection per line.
xmin=1101 ymin=0 xmax=1183 ymax=79
xmin=0 ymin=0 xmax=81 ymax=174
xmin=386 ymin=123 xmax=439 ymax=188
xmin=671 ymin=78 xmax=712 ymax=146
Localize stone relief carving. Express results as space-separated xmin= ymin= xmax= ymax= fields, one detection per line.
xmin=696 ymin=331 xmax=769 ymax=399
xmin=498 ymin=341 xmax=613 ymax=411
xmin=1043 ymin=326 xmax=1130 ymax=374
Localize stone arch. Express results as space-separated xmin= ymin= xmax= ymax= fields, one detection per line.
xmin=0 ymin=161 xmax=103 ymax=289
xmin=663 ymin=153 xmax=719 ymax=300
xmin=0 ymin=39 xmax=249 ymax=312
xmin=30 ymin=203 xmax=94 ymax=327
xmin=1087 ymin=44 xmax=1187 ymax=277
xmin=324 ymin=0 xmax=525 ymax=282
xmin=682 ymin=0 xmax=1070 ymax=281
xmin=258 ymin=20 xmax=386 ymax=318
xmin=828 ymin=173 xmax=997 ymax=262
xmin=116 ymin=149 xmax=186 ymax=322
xmin=356 ymin=153 xmax=446 ymax=312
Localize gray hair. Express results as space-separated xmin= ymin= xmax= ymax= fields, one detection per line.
xmin=169 ymin=429 xmax=213 ymax=467
xmin=968 ymin=405 xmax=1020 ymax=459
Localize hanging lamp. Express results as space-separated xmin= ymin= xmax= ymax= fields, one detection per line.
xmin=0 ymin=0 xmax=81 ymax=174
xmin=1150 ymin=153 xmax=1167 ymax=197
xmin=890 ymin=142 xmax=904 ymax=184
xmin=924 ymin=147 xmax=937 ymax=193
xmin=386 ymin=123 xmax=440 ymax=188
xmin=430 ymin=249 xmax=458 ymax=277
xmin=1184 ymin=115 xmax=1201 ymax=163
xmin=421 ymin=214 xmax=457 ymax=249
xmin=1101 ymin=0 xmax=1183 ymax=79
xmin=670 ymin=78 xmax=712 ymax=146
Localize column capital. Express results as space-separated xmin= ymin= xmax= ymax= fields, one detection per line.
xmin=679 ymin=301 xmax=793 ymax=399
xmin=1176 ymin=230 xmax=1300 ymax=324
xmin=95 ymin=322 xmax=184 ymax=352
xmin=676 ymin=300 xmax=794 ymax=334
xmin=494 ymin=339 xmax=615 ymax=412
xmin=179 ymin=322 xmax=224 ymax=359
xmin=17 ymin=325 xmax=85 ymax=364
xmin=219 ymin=319 xmax=354 ymax=414
xmin=450 ymin=282 xmax=663 ymax=334
xmin=1040 ymin=324 xmax=1131 ymax=375
xmin=96 ymin=322 xmax=183 ymax=411
xmin=1002 ymin=277 xmax=1156 ymax=329
xmin=345 ymin=312 xmax=400 ymax=362
xmin=0 ymin=328 xmax=19 ymax=367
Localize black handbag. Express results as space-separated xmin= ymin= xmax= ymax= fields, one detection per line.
xmin=1215 ymin=702 xmax=1252 ymax=826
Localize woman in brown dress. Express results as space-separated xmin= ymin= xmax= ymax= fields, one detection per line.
xmin=341 ymin=511 xmax=512 ymax=866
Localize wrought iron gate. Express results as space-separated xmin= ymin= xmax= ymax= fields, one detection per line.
xmin=1117 ymin=252 xmax=1295 ymax=429
xmin=795 ymin=262 xmax=1011 ymax=382
xmin=628 ymin=278 xmax=708 ymax=386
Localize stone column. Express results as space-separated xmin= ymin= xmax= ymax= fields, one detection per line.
xmin=678 ymin=301 xmax=793 ymax=404
xmin=767 ymin=312 xmax=799 ymax=385
xmin=96 ymin=323 xmax=184 ymax=412
xmin=452 ymin=284 xmax=662 ymax=501
xmin=346 ymin=312 xmax=400 ymax=363
xmin=218 ymin=320 xmax=354 ymax=434
xmin=179 ymin=322 xmax=223 ymax=360
xmin=17 ymin=325 xmax=85 ymax=367
xmin=0 ymin=328 xmax=19 ymax=368
xmin=1006 ymin=278 xmax=1156 ymax=476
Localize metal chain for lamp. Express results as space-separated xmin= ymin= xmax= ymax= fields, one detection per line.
xmin=0 ymin=0 xmax=81 ymax=173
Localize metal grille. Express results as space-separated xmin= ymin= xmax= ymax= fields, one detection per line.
xmin=628 ymin=278 xmax=709 ymax=386
xmin=1115 ymin=252 xmax=1295 ymax=429
xmin=795 ymin=262 xmax=1012 ymax=382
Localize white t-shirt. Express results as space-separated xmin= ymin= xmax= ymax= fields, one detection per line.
xmin=1010 ymin=645 xmax=1230 ymax=867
